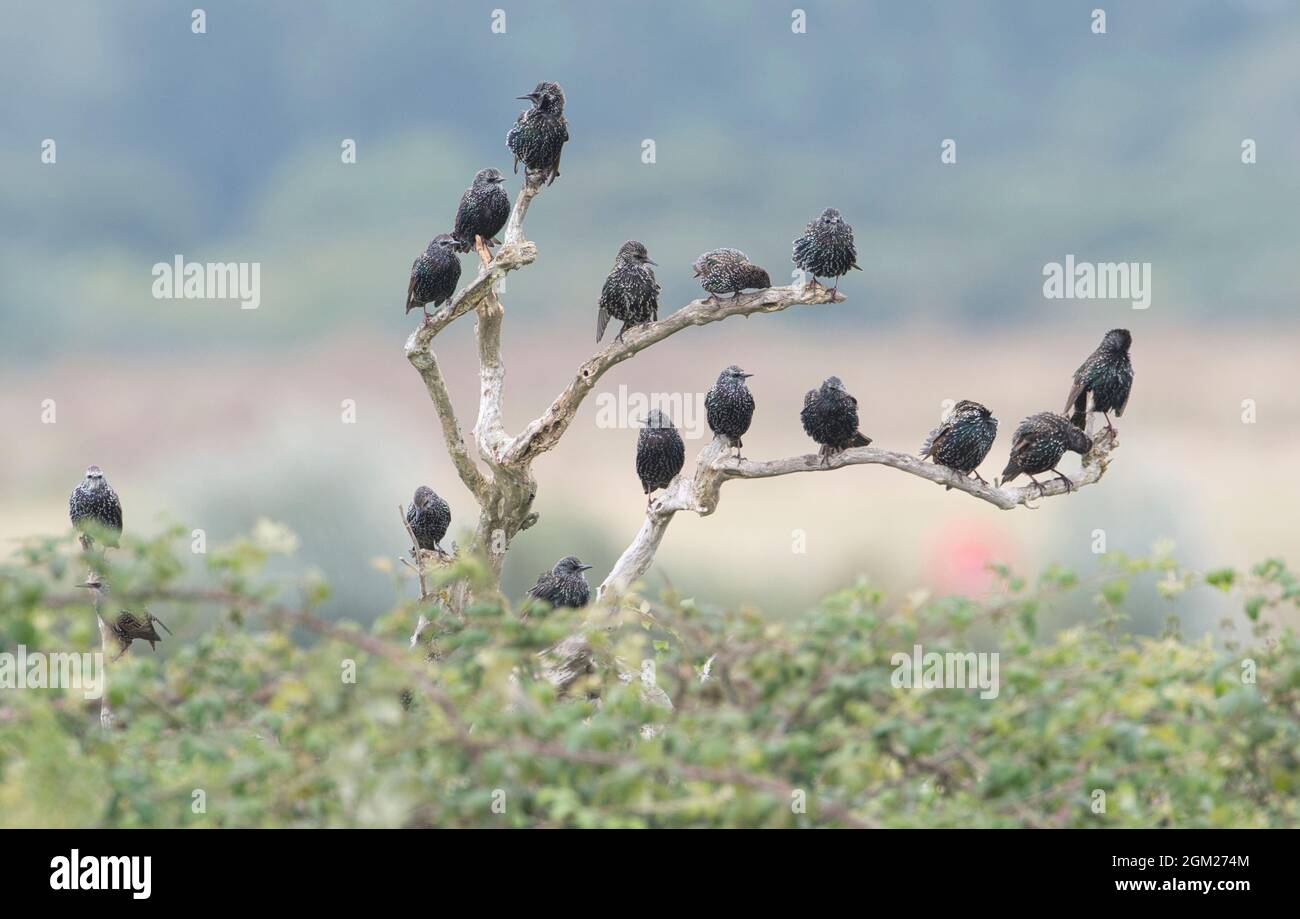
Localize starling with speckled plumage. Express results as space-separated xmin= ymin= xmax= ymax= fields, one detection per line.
xmin=109 ymin=610 xmax=171 ymax=661
xmin=636 ymin=409 xmax=685 ymax=506
xmin=801 ymin=376 xmax=871 ymax=464
xmin=920 ymin=400 xmax=999 ymax=486
xmin=525 ymin=555 xmax=593 ymax=612
xmin=406 ymin=234 xmax=462 ymax=319
xmin=405 ymin=486 xmax=451 ymax=556
xmin=69 ymin=465 xmax=122 ymax=549
xmin=792 ymin=208 xmax=861 ymax=292
xmin=597 ymin=240 xmax=660 ymax=342
xmin=452 ymin=168 xmax=510 ymax=255
xmin=692 ymin=248 xmax=771 ymax=301
xmin=706 ymin=365 xmax=755 ymax=458
xmin=1000 ymin=412 xmax=1092 ymax=492
xmin=507 ymin=81 xmax=569 ymax=186
xmin=1065 ymin=329 xmax=1133 ymax=433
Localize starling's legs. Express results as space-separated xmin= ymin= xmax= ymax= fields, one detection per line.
xmin=1102 ymin=412 xmax=1116 ymax=436
xmin=830 ymin=277 xmax=840 ymax=295
xmin=1026 ymin=473 xmax=1046 ymax=496
xmin=1050 ymin=468 xmax=1075 ymax=492
xmin=969 ymin=470 xmax=990 ymax=486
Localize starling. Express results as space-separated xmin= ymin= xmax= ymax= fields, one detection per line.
xmin=801 ymin=376 xmax=872 ymax=464
xmin=109 ymin=610 xmax=171 ymax=661
xmin=791 ymin=207 xmax=862 ymax=293
xmin=452 ymin=167 xmax=510 ymax=256
xmin=636 ymin=409 xmax=686 ymax=506
xmin=406 ymin=234 xmax=462 ymax=319
xmin=705 ymin=365 xmax=755 ymax=458
xmin=1064 ymin=329 xmax=1134 ymax=433
xmin=506 ymin=81 xmax=569 ymax=186
xmin=525 ymin=555 xmax=593 ymax=611
xmin=597 ymin=240 xmax=660 ymax=343
xmin=692 ymin=248 xmax=772 ymax=301
xmin=405 ymin=486 xmax=451 ymax=556
xmin=999 ymin=412 xmax=1093 ymax=492
xmin=69 ymin=465 xmax=122 ymax=548
xmin=920 ymin=400 xmax=999 ymax=486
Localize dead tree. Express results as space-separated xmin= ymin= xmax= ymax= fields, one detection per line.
xmin=403 ymin=173 xmax=1119 ymax=679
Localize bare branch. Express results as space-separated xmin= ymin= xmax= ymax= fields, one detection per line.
xmin=506 ymin=282 xmax=845 ymax=465
xmin=598 ymin=428 xmax=1119 ymax=601
xmin=404 ymin=349 xmax=489 ymax=499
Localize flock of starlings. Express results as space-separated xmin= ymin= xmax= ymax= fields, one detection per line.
xmin=68 ymin=80 xmax=1135 ymax=628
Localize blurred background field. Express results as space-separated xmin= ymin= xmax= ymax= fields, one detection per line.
xmin=2 ymin=0 xmax=1298 ymax=635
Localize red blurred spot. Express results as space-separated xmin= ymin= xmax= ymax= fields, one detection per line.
xmin=925 ymin=520 xmax=1015 ymax=596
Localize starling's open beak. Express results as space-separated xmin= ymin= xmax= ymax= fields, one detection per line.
xmin=518 ymin=93 xmax=539 ymax=101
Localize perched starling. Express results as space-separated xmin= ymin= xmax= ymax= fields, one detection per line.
xmin=801 ymin=376 xmax=872 ymax=464
xmin=69 ymin=465 xmax=122 ymax=548
xmin=1000 ymin=412 xmax=1093 ymax=491
xmin=405 ymin=486 xmax=451 ymax=556
xmin=692 ymin=248 xmax=772 ymax=301
xmin=791 ymin=208 xmax=862 ymax=292
xmin=636 ymin=409 xmax=686 ymax=506
xmin=1065 ymin=329 xmax=1134 ymax=433
xmin=525 ymin=555 xmax=593 ymax=611
xmin=506 ymin=81 xmax=569 ymax=186
xmin=452 ymin=168 xmax=510 ymax=255
xmin=406 ymin=234 xmax=462 ymax=319
xmin=705 ymin=365 xmax=755 ymax=458
xmin=597 ymin=240 xmax=660 ymax=342
xmin=109 ymin=610 xmax=171 ymax=661
xmin=920 ymin=400 xmax=999 ymax=485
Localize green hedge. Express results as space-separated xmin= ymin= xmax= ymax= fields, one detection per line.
xmin=1 ymin=525 xmax=1296 ymax=828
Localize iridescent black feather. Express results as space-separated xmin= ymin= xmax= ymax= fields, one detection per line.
xmin=636 ymin=409 xmax=685 ymax=502
xmin=792 ymin=208 xmax=861 ymax=289
xmin=405 ymin=486 xmax=451 ymax=555
xmin=692 ymin=248 xmax=771 ymax=299
xmin=1000 ymin=412 xmax=1092 ymax=490
xmin=69 ymin=465 xmax=122 ymax=548
xmin=506 ymin=81 xmax=569 ymax=185
xmin=705 ymin=365 xmax=755 ymax=455
xmin=110 ymin=610 xmax=171 ymax=660
xmin=525 ymin=555 xmax=593 ymax=612
xmin=801 ymin=376 xmax=871 ymax=462
xmin=597 ymin=240 xmax=659 ymax=342
xmin=406 ymin=235 xmax=461 ymax=317
xmin=920 ymin=400 xmax=999 ymax=485
xmin=1065 ymin=329 xmax=1133 ymax=432
xmin=452 ymin=168 xmax=510 ymax=254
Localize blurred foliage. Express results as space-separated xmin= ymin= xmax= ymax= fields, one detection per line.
xmin=1 ymin=525 xmax=1297 ymax=828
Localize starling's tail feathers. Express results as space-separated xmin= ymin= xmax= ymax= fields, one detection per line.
xmin=1064 ymin=380 xmax=1089 ymax=429
xmin=847 ymin=431 xmax=872 ymax=448
xmin=1000 ymin=459 xmax=1021 ymax=484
